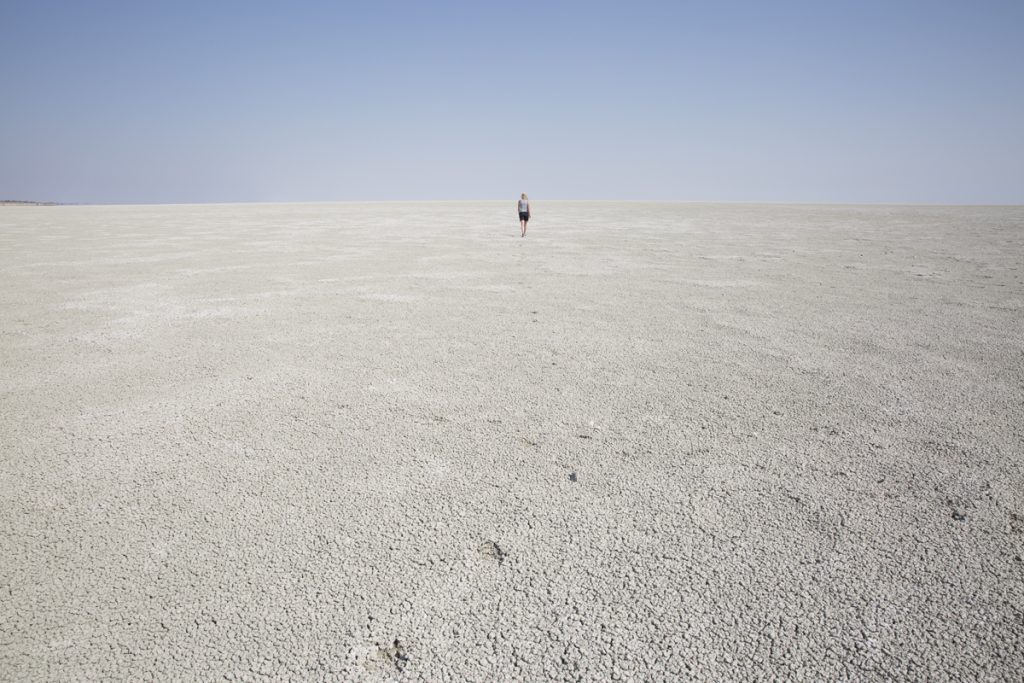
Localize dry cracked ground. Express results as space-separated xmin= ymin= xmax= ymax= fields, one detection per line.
xmin=1 ymin=201 xmax=1023 ymax=681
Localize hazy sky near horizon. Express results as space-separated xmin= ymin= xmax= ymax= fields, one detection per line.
xmin=2 ymin=1 xmax=1022 ymax=204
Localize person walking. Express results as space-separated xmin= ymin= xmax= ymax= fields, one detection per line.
xmin=518 ymin=193 xmax=531 ymax=237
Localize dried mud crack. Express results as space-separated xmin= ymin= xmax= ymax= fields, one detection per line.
xmin=2 ymin=201 xmax=1022 ymax=680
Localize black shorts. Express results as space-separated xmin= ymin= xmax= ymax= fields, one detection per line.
xmin=519 ymin=212 xmax=530 ymax=222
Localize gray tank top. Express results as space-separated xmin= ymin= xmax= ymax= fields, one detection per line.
xmin=518 ymin=199 xmax=529 ymax=212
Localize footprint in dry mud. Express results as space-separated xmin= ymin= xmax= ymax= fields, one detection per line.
xmin=478 ymin=540 xmax=507 ymax=566
xmin=946 ymin=499 xmax=969 ymax=522
xmin=376 ymin=638 xmax=409 ymax=672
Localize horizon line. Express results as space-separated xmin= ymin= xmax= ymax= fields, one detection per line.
xmin=4 ymin=198 xmax=1024 ymax=208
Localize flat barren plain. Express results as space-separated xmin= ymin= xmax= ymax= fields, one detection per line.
xmin=2 ymin=201 xmax=1023 ymax=681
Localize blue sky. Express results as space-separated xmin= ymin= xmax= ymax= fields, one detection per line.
xmin=1 ymin=0 xmax=1022 ymax=204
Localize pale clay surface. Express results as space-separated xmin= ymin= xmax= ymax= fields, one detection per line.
xmin=1 ymin=201 xmax=1023 ymax=681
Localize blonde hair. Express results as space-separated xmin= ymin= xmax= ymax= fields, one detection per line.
xmin=521 ymin=193 xmax=528 ymax=199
